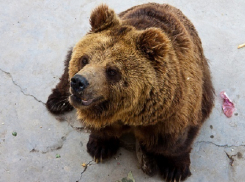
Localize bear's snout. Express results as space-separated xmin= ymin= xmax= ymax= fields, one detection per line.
xmin=71 ymin=74 xmax=89 ymax=94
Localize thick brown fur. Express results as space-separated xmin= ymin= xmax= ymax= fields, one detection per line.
xmin=46 ymin=3 xmax=214 ymax=181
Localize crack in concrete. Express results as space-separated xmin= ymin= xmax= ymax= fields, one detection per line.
xmin=224 ymin=151 xmax=243 ymax=167
xmin=0 ymin=68 xmax=45 ymax=105
xmin=30 ymin=144 xmax=63 ymax=154
xmin=30 ymin=148 xmax=40 ymax=153
xmin=76 ymin=160 xmax=94 ymax=182
xmin=225 ymin=152 xmax=237 ymax=166
xmin=30 ymin=137 xmax=65 ymax=154
xmin=68 ymin=123 xmax=85 ymax=132
xmin=42 ymin=144 xmax=63 ymax=154
xmin=195 ymin=141 xmax=245 ymax=148
xmin=55 ymin=115 xmax=87 ymax=133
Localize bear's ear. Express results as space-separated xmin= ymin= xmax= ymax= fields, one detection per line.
xmin=90 ymin=4 xmax=120 ymax=33
xmin=137 ymin=28 xmax=170 ymax=60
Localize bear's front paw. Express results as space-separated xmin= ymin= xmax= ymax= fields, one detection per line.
xmin=156 ymin=154 xmax=191 ymax=182
xmin=46 ymin=90 xmax=73 ymax=114
xmin=87 ymin=134 xmax=120 ymax=163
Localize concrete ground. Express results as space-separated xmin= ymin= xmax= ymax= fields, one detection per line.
xmin=0 ymin=0 xmax=245 ymax=181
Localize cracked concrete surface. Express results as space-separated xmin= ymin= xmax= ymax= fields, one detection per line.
xmin=0 ymin=68 xmax=45 ymax=104
xmin=0 ymin=0 xmax=245 ymax=181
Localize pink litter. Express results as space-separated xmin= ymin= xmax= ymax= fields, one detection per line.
xmin=220 ymin=91 xmax=235 ymax=118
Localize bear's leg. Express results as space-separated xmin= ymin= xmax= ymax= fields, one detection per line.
xmin=153 ymin=126 xmax=199 ymax=181
xmin=46 ymin=48 xmax=74 ymax=114
xmin=87 ymin=133 xmax=120 ymax=162
xmin=135 ymin=125 xmax=198 ymax=181
xmin=156 ymin=152 xmax=191 ymax=182
xmin=136 ymin=140 xmax=158 ymax=176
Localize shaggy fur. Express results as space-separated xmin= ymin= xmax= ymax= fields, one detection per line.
xmin=46 ymin=3 xmax=214 ymax=181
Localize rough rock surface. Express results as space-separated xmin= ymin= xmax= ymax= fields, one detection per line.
xmin=0 ymin=0 xmax=245 ymax=181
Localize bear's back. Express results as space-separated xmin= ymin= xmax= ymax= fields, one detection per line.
xmin=120 ymin=3 xmax=214 ymax=125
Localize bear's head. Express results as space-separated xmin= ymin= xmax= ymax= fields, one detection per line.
xmin=68 ymin=5 xmax=175 ymax=129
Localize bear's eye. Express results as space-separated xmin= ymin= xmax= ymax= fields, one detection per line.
xmin=106 ymin=66 xmax=121 ymax=83
xmin=80 ymin=56 xmax=89 ymax=67
xmin=106 ymin=68 xmax=117 ymax=76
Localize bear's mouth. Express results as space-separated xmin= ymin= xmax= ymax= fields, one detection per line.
xmin=70 ymin=94 xmax=103 ymax=107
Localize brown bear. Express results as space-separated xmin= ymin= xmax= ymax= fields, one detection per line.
xmin=46 ymin=3 xmax=214 ymax=181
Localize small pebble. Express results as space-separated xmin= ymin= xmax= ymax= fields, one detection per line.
xmin=210 ymin=135 xmax=214 ymax=138
xmin=231 ymin=149 xmax=234 ymax=151
xmin=237 ymin=152 xmax=243 ymax=159
xmin=2 ymin=123 xmax=4 ymax=125
xmin=40 ymin=126 xmax=42 ymax=128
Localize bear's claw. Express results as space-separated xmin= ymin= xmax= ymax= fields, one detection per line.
xmin=156 ymin=154 xmax=191 ymax=182
xmin=161 ymin=166 xmax=191 ymax=182
xmin=46 ymin=90 xmax=73 ymax=114
xmin=87 ymin=134 xmax=120 ymax=162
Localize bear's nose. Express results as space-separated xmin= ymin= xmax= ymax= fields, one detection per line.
xmin=70 ymin=75 xmax=89 ymax=94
